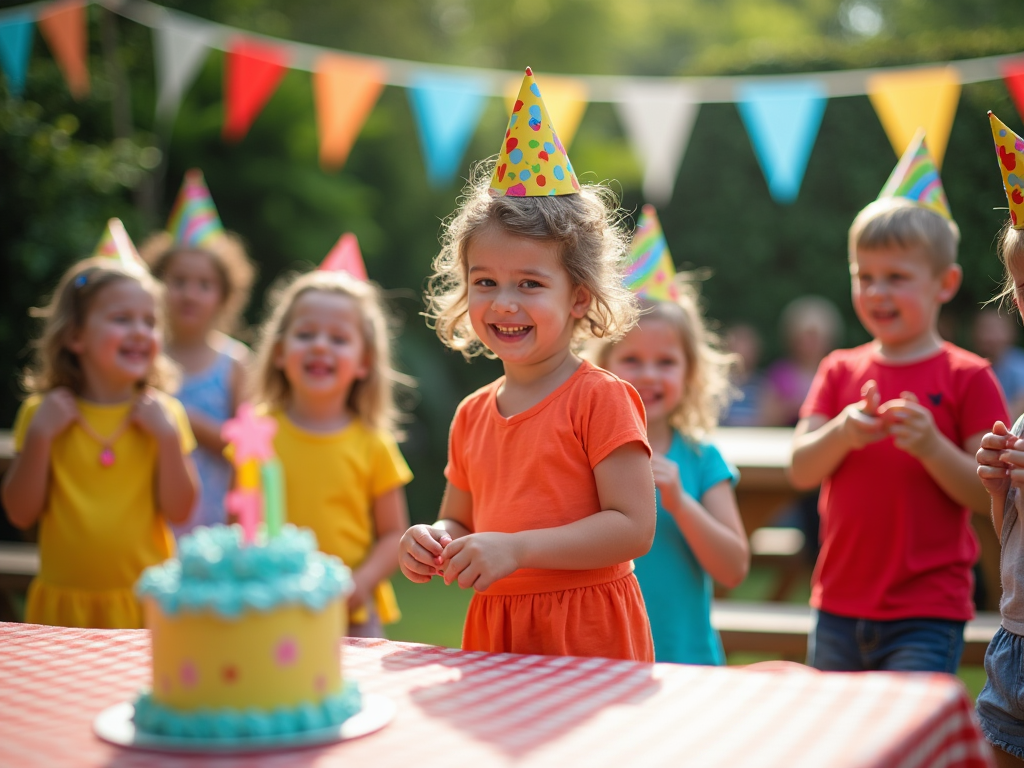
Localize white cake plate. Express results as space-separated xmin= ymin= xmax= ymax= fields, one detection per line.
xmin=94 ymin=693 xmax=395 ymax=754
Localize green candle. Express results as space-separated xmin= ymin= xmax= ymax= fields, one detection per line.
xmin=261 ymin=458 xmax=286 ymax=537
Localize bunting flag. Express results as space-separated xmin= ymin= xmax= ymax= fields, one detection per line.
xmin=988 ymin=112 xmax=1024 ymax=229
xmin=407 ymin=72 xmax=486 ymax=187
xmin=615 ymin=81 xmax=699 ymax=206
xmin=167 ymin=168 xmax=225 ymax=247
xmin=1002 ymin=58 xmax=1024 ymax=123
xmin=93 ymin=218 xmax=145 ymax=269
xmin=37 ymin=0 xmax=88 ymax=100
xmin=737 ymin=81 xmax=827 ymax=204
xmin=313 ymin=54 xmax=385 ymax=171
xmin=223 ymin=37 xmax=289 ymax=142
xmin=504 ymin=73 xmax=588 ymax=149
xmin=625 ymin=205 xmax=678 ymax=302
xmin=867 ymin=66 xmax=961 ymax=167
xmin=319 ymin=233 xmax=368 ymax=279
xmin=0 ymin=11 xmax=33 ymax=97
xmin=154 ymin=15 xmax=217 ymax=125
xmin=877 ymin=128 xmax=952 ymax=221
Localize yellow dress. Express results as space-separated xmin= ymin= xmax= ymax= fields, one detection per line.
xmin=12 ymin=392 xmax=196 ymax=629
xmin=268 ymin=411 xmax=413 ymax=625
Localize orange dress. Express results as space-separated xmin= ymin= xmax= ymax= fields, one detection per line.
xmin=446 ymin=360 xmax=654 ymax=661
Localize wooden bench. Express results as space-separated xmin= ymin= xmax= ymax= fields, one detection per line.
xmin=712 ymin=600 xmax=1000 ymax=666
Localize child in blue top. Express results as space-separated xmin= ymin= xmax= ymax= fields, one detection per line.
xmin=596 ymin=283 xmax=750 ymax=664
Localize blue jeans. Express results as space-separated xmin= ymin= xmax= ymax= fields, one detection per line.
xmin=807 ymin=609 xmax=965 ymax=673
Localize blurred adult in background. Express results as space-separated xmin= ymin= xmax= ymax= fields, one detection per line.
xmin=720 ymin=323 xmax=766 ymax=427
xmin=973 ymin=307 xmax=1024 ymax=421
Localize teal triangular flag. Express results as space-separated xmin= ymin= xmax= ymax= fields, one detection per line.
xmin=407 ymin=73 xmax=487 ymax=187
xmin=0 ymin=12 xmax=34 ymax=97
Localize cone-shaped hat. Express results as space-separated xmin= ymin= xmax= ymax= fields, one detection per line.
xmin=988 ymin=111 xmax=1024 ymax=229
xmin=167 ymin=169 xmax=226 ymax=248
xmin=877 ymin=128 xmax=952 ymax=221
xmin=625 ymin=205 xmax=679 ymax=302
xmin=319 ymin=233 xmax=368 ymax=280
xmin=93 ymin=218 xmax=145 ymax=270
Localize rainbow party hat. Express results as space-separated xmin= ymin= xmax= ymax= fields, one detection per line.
xmin=490 ymin=67 xmax=580 ymax=197
xmin=93 ymin=218 xmax=146 ymax=270
xmin=988 ymin=112 xmax=1024 ymax=229
xmin=876 ymin=128 xmax=953 ymax=221
xmin=166 ymin=169 xmax=226 ymax=248
xmin=625 ymin=205 xmax=679 ymax=302
xmin=319 ymin=233 xmax=368 ymax=280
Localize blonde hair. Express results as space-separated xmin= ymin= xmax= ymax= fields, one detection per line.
xmin=249 ymin=270 xmax=410 ymax=436
xmin=849 ymin=197 xmax=960 ymax=271
xmin=140 ymin=232 xmax=256 ymax=337
xmin=994 ymin=223 xmax=1024 ymax=313
xmin=22 ymin=257 xmax=179 ymax=396
xmin=592 ymin=281 xmax=737 ymax=441
xmin=424 ymin=161 xmax=639 ymax=359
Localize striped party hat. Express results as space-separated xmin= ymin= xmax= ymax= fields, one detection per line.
xmin=93 ymin=218 xmax=146 ymax=270
xmin=319 ymin=233 xmax=368 ymax=280
xmin=988 ymin=111 xmax=1024 ymax=229
xmin=625 ymin=205 xmax=678 ymax=302
xmin=490 ymin=67 xmax=580 ymax=197
xmin=166 ymin=169 xmax=226 ymax=247
xmin=877 ymin=128 xmax=953 ymax=221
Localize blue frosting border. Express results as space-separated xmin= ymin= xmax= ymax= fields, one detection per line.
xmin=132 ymin=680 xmax=363 ymax=740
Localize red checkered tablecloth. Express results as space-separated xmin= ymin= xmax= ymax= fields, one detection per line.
xmin=0 ymin=622 xmax=994 ymax=768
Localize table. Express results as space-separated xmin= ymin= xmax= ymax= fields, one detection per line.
xmin=0 ymin=623 xmax=994 ymax=768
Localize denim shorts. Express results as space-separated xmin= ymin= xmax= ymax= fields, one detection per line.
xmin=807 ymin=609 xmax=965 ymax=673
xmin=977 ymin=626 xmax=1024 ymax=760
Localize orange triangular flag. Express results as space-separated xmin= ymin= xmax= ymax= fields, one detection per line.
xmin=38 ymin=0 xmax=89 ymax=100
xmin=314 ymin=54 xmax=385 ymax=171
xmin=223 ymin=38 xmax=289 ymax=142
xmin=319 ymin=233 xmax=367 ymax=280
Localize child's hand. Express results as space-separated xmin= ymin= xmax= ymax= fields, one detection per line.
xmin=1000 ymin=434 xmax=1024 ymax=491
xmin=347 ymin=572 xmax=373 ymax=612
xmin=132 ymin=392 xmax=176 ymax=439
xmin=31 ymin=387 xmax=79 ymax=440
xmin=651 ymin=453 xmax=685 ymax=506
xmin=399 ymin=525 xmax=453 ymax=583
xmin=977 ymin=420 xmax=1013 ymax=498
xmin=840 ymin=379 xmax=887 ymax=449
xmin=440 ymin=532 xmax=518 ymax=591
xmin=878 ymin=392 xmax=938 ymax=458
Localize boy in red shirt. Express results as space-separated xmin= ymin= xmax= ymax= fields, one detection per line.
xmin=790 ymin=132 xmax=1008 ymax=672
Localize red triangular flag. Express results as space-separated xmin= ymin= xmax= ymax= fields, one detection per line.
xmin=223 ymin=38 xmax=289 ymax=142
xmin=38 ymin=0 xmax=89 ymax=100
xmin=319 ymin=233 xmax=367 ymax=280
xmin=1002 ymin=58 xmax=1024 ymax=123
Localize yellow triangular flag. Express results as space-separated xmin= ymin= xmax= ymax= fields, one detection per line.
xmin=504 ymin=73 xmax=588 ymax=149
xmin=867 ymin=66 xmax=960 ymax=167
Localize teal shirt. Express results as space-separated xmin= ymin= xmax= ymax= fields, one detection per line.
xmin=634 ymin=431 xmax=738 ymax=665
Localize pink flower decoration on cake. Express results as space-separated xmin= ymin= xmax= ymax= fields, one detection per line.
xmin=315 ymin=674 xmax=327 ymax=694
xmin=221 ymin=402 xmax=277 ymax=465
xmin=275 ymin=637 xmax=298 ymax=667
xmin=179 ymin=660 xmax=199 ymax=688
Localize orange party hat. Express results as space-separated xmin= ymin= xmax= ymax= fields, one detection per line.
xmin=988 ymin=111 xmax=1024 ymax=229
xmin=877 ymin=128 xmax=952 ymax=221
xmin=93 ymin=218 xmax=145 ymax=270
xmin=490 ymin=67 xmax=580 ymax=197
xmin=319 ymin=233 xmax=368 ymax=280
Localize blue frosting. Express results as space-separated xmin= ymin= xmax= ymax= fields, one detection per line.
xmin=136 ymin=524 xmax=352 ymax=618
xmin=133 ymin=681 xmax=362 ymax=739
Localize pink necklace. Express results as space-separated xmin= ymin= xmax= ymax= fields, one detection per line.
xmin=76 ymin=404 xmax=135 ymax=467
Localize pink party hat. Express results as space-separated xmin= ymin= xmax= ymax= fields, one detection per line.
xmin=93 ymin=218 xmax=146 ymax=270
xmin=877 ymin=128 xmax=953 ymax=221
xmin=319 ymin=233 xmax=368 ymax=280
xmin=988 ymin=111 xmax=1024 ymax=229
xmin=166 ymin=169 xmax=226 ymax=248
xmin=625 ymin=205 xmax=679 ymax=302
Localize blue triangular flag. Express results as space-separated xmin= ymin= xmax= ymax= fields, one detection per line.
xmin=0 ymin=12 xmax=34 ymax=97
xmin=408 ymin=73 xmax=487 ymax=187
xmin=737 ymin=81 xmax=827 ymax=204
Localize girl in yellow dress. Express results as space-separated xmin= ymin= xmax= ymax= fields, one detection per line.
xmin=3 ymin=258 xmax=199 ymax=628
xmin=248 ymin=270 xmax=413 ymax=638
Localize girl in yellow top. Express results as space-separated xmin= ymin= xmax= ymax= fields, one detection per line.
xmin=249 ymin=270 xmax=412 ymax=637
xmin=3 ymin=258 xmax=199 ymax=628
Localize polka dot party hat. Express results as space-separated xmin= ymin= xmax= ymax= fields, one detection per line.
xmin=625 ymin=205 xmax=679 ymax=302
xmin=988 ymin=111 xmax=1024 ymax=229
xmin=876 ymin=128 xmax=953 ymax=221
xmin=489 ymin=67 xmax=581 ymax=197
xmin=93 ymin=218 xmax=146 ymax=271
xmin=166 ymin=169 xmax=226 ymax=248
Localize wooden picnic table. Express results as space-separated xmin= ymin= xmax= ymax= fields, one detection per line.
xmin=0 ymin=622 xmax=995 ymax=767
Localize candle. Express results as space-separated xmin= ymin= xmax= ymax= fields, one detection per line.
xmin=227 ymin=489 xmax=261 ymax=545
xmin=261 ymin=458 xmax=286 ymax=538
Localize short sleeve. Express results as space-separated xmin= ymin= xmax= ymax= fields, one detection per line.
xmin=697 ymin=442 xmax=739 ymax=497
xmin=444 ymin=401 xmax=470 ymax=492
xmin=957 ymin=365 xmax=1009 ymax=442
xmin=369 ymin=430 xmax=414 ymax=497
xmin=12 ymin=395 xmax=43 ymax=453
xmin=799 ymin=353 xmax=839 ymax=420
xmin=581 ymin=376 xmax=652 ymax=468
xmin=161 ymin=395 xmax=197 ymax=454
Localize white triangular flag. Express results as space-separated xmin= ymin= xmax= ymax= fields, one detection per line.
xmin=615 ymin=81 xmax=700 ymax=205
xmin=154 ymin=15 xmax=217 ymax=125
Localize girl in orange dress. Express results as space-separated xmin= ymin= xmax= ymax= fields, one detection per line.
xmin=399 ymin=68 xmax=656 ymax=661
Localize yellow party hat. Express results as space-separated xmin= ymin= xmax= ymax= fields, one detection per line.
xmin=988 ymin=111 xmax=1024 ymax=229
xmin=490 ymin=67 xmax=580 ymax=197
xmin=625 ymin=205 xmax=679 ymax=302
xmin=93 ymin=218 xmax=146 ymax=270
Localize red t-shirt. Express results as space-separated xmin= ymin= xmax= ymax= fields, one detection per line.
xmin=800 ymin=342 xmax=1008 ymax=621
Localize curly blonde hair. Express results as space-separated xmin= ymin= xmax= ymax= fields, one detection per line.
xmin=140 ymin=232 xmax=256 ymax=337
xmin=23 ymin=257 xmax=179 ymax=396
xmin=592 ymin=280 xmax=737 ymax=441
xmin=424 ymin=160 xmax=639 ymax=359
xmin=249 ymin=270 xmax=411 ymax=436
xmin=993 ymin=223 xmax=1024 ymax=314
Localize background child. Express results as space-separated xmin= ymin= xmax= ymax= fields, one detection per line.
xmin=790 ymin=192 xmax=1007 ymax=672
xmin=596 ymin=282 xmax=749 ymax=665
xmin=142 ymin=170 xmax=255 ymax=536
xmin=2 ymin=257 xmax=198 ymax=629
xmin=249 ymin=269 xmax=412 ymax=638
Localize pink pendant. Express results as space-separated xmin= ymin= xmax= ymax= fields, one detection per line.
xmin=99 ymin=448 xmax=115 ymax=467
